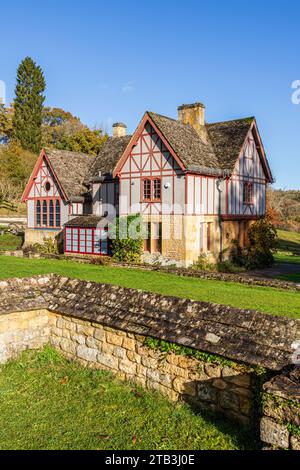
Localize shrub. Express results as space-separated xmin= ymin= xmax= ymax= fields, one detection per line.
xmin=33 ymin=237 xmax=59 ymax=255
xmin=217 ymin=260 xmax=243 ymax=273
xmin=90 ymin=256 xmax=112 ymax=266
xmin=110 ymin=215 xmax=144 ymax=263
xmin=229 ymin=219 xmax=277 ymax=270
xmin=191 ymin=253 xmax=215 ymax=272
xmin=244 ymin=218 xmax=277 ymax=269
xmin=229 ymin=239 xmax=245 ymax=267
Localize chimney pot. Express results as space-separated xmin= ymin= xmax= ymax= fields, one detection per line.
xmin=112 ymin=122 xmax=127 ymax=138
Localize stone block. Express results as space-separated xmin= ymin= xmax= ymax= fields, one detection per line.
xmin=106 ymin=331 xmax=123 ymax=346
xmin=122 ymin=337 xmax=135 ymax=351
xmin=291 ymin=435 xmax=300 ymax=450
xmin=219 ymin=390 xmax=240 ymax=412
xmin=204 ymin=364 xmax=221 ymax=378
xmin=126 ymin=350 xmax=141 ymax=364
xmin=97 ymin=353 xmax=119 ymax=370
xmin=212 ymin=379 xmax=228 ymax=390
xmin=60 ymin=338 xmax=77 ymax=356
xmin=197 ymin=383 xmax=217 ymax=403
xmin=173 ymin=377 xmax=196 ymax=396
xmin=70 ymin=333 xmax=85 ymax=345
xmin=113 ymin=346 xmax=126 ymax=359
xmin=223 ymin=373 xmax=251 ymax=388
xmin=86 ymin=336 xmax=101 ymax=350
xmin=141 ymin=356 xmax=158 ymax=369
xmin=146 ymin=368 xmax=160 ymax=383
xmin=94 ymin=328 xmax=105 ymax=342
xmin=260 ymin=417 xmax=289 ymax=449
xmin=77 ymin=345 xmax=98 ymax=362
xmin=77 ymin=324 xmax=94 ymax=337
xmin=119 ymin=360 xmax=137 ymax=375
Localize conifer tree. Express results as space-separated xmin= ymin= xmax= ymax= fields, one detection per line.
xmin=12 ymin=57 xmax=46 ymax=153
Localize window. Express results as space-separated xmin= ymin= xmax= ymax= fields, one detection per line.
xmin=42 ymin=201 xmax=47 ymax=226
xmin=153 ymin=179 xmax=161 ymax=200
xmin=243 ymin=182 xmax=254 ymax=205
xmin=143 ymin=179 xmax=151 ymax=201
xmin=34 ymin=199 xmax=61 ymax=228
xmin=36 ymin=201 xmax=41 ymax=226
xmin=142 ymin=178 xmax=162 ymax=202
xmin=44 ymin=181 xmax=51 ymax=192
xmin=49 ymin=200 xmax=54 ymax=227
xmin=65 ymin=227 xmax=109 ymax=255
xmin=56 ymin=200 xmax=61 ymax=227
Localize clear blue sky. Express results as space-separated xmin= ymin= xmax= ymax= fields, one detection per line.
xmin=0 ymin=0 xmax=299 ymax=189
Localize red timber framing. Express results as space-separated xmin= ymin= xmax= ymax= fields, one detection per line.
xmin=22 ymin=149 xmax=68 ymax=230
xmin=64 ymin=227 xmax=109 ymax=256
xmin=114 ymin=115 xmax=185 ymax=216
xmin=22 ymin=149 xmax=68 ymax=202
xmin=224 ymin=121 xmax=271 ymax=218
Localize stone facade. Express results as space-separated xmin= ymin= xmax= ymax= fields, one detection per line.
xmin=23 ymin=228 xmax=61 ymax=246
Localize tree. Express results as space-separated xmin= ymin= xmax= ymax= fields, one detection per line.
xmin=12 ymin=57 xmax=46 ymax=153
xmin=57 ymin=127 xmax=107 ymax=156
xmin=0 ymin=103 xmax=12 ymax=141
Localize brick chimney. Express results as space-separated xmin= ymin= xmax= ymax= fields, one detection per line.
xmin=112 ymin=122 xmax=127 ymax=138
xmin=178 ymin=103 xmax=207 ymax=141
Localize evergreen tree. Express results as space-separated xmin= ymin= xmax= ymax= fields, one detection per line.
xmin=12 ymin=57 xmax=46 ymax=153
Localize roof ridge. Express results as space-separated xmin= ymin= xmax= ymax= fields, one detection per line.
xmin=206 ymin=116 xmax=255 ymax=126
xmin=147 ymin=111 xmax=178 ymax=123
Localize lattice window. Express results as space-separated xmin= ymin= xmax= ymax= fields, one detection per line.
xmin=42 ymin=201 xmax=47 ymax=226
xmin=56 ymin=200 xmax=61 ymax=227
xmin=36 ymin=201 xmax=41 ymax=226
xmin=143 ymin=179 xmax=151 ymax=201
xmin=243 ymin=182 xmax=254 ymax=205
xmin=153 ymin=179 xmax=161 ymax=200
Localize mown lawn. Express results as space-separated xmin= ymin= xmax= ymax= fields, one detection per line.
xmin=0 ymin=255 xmax=299 ymax=319
xmin=275 ymin=229 xmax=300 ymax=264
xmin=0 ymin=347 xmax=255 ymax=450
xmin=0 ymin=233 xmax=22 ymax=251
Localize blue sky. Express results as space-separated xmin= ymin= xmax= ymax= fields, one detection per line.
xmin=0 ymin=0 xmax=299 ymax=189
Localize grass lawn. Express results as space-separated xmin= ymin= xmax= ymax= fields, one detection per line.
xmin=273 ymin=230 xmax=300 ymax=282
xmin=275 ymin=229 xmax=300 ymax=264
xmin=0 ymin=255 xmax=299 ymax=319
xmin=0 ymin=233 xmax=23 ymax=251
xmin=0 ymin=347 xmax=255 ymax=450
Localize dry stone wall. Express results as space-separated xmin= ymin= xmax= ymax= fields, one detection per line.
xmin=49 ymin=312 xmax=255 ymax=425
xmin=0 ymin=274 xmax=299 ymax=440
xmin=261 ymin=367 xmax=300 ymax=449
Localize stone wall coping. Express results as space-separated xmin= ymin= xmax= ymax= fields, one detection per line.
xmin=0 ymin=274 xmax=299 ymax=371
xmin=263 ymin=366 xmax=300 ymax=402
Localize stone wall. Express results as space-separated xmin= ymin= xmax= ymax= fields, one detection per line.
xmin=0 ymin=274 xmax=299 ymax=443
xmin=0 ymin=309 xmax=50 ymax=363
xmin=260 ymin=367 xmax=300 ymax=449
xmin=49 ymin=312 xmax=255 ymax=425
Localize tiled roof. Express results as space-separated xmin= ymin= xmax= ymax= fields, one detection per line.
xmin=87 ymin=136 xmax=132 ymax=178
xmin=45 ymin=148 xmax=95 ymax=200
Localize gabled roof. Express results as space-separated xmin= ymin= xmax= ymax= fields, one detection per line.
xmin=44 ymin=148 xmax=96 ymax=200
xmin=88 ymin=136 xmax=132 ymax=179
xmin=148 ymin=111 xmax=220 ymax=171
xmin=206 ymin=117 xmax=255 ymax=170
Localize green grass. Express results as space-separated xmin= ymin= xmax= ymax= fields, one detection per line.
xmin=0 ymin=347 xmax=255 ymax=450
xmin=0 ymin=255 xmax=300 ymax=319
xmin=0 ymin=233 xmax=22 ymax=251
xmin=275 ymin=229 xmax=300 ymax=264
